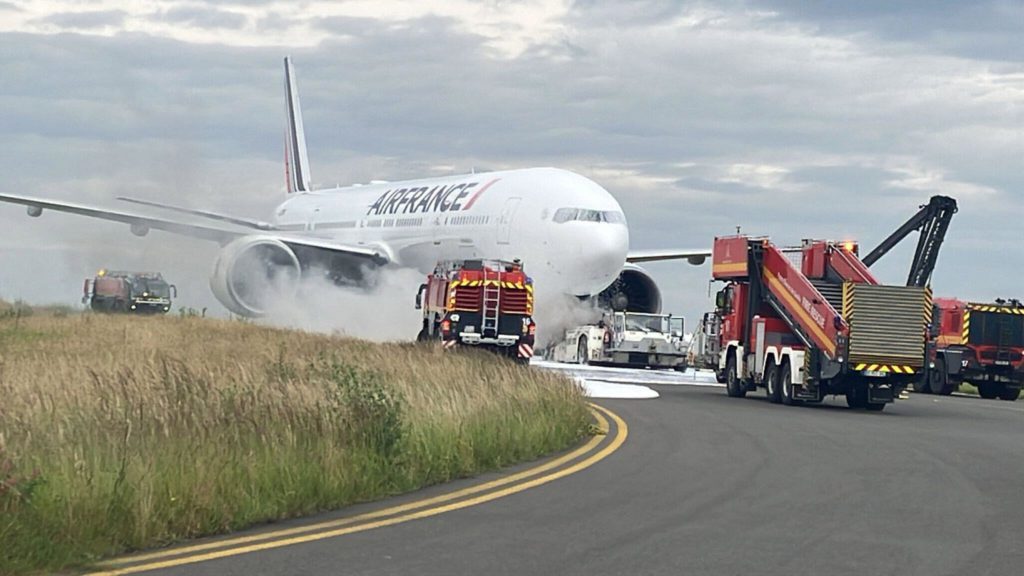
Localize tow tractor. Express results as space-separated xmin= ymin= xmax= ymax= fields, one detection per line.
xmin=550 ymin=311 xmax=688 ymax=370
xmin=415 ymin=259 xmax=536 ymax=363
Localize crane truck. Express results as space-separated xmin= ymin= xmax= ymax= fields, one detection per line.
xmin=709 ymin=236 xmax=931 ymax=411
xmin=415 ymin=259 xmax=536 ymax=364
xmin=83 ymin=270 xmax=177 ymax=314
xmin=916 ymin=298 xmax=1024 ymax=400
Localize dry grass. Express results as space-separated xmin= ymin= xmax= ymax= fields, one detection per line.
xmin=0 ymin=311 xmax=590 ymax=575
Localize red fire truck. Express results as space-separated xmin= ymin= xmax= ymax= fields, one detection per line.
xmin=709 ymin=236 xmax=931 ymax=411
xmin=415 ymin=259 xmax=536 ymax=363
xmin=916 ymin=298 xmax=1024 ymax=400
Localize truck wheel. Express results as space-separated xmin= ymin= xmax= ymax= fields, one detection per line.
xmin=912 ymin=376 xmax=930 ymax=394
xmin=577 ymin=336 xmax=589 ymax=365
xmin=977 ymin=382 xmax=1000 ymax=399
xmin=765 ymin=359 xmax=781 ymax=404
xmin=725 ymin=354 xmax=746 ymax=398
xmin=846 ymin=381 xmax=868 ymax=409
xmin=780 ymin=363 xmax=802 ymax=406
xmin=929 ymin=359 xmax=955 ymax=395
xmin=998 ymin=386 xmax=1021 ymax=401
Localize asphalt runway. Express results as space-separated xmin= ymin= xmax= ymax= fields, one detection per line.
xmin=97 ymin=370 xmax=1024 ymax=576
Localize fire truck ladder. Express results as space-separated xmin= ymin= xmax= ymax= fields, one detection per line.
xmin=482 ymin=266 xmax=502 ymax=338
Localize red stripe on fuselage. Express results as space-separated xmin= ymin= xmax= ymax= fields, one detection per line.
xmin=462 ymin=178 xmax=500 ymax=210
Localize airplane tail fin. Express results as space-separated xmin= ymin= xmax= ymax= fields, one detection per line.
xmin=284 ymin=56 xmax=312 ymax=194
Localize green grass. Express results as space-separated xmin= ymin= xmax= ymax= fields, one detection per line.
xmin=0 ymin=310 xmax=590 ymax=575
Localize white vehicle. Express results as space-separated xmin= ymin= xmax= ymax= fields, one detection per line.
xmin=551 ymin=312 xmax=688 ymax=370
xmin=0 ymin=58 xmax=710 ymax=318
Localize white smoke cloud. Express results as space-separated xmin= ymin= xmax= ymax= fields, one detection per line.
xmin=532 ymin=291 xmax=603 ymax=350
xmin=260 ymin=267 xmax=425 ymax=342
xmin=257 ymin=263 xmax=607 ymax=347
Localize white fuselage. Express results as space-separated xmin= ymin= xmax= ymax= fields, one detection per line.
xmin=271 ymin=167 xmax=629 ymax=298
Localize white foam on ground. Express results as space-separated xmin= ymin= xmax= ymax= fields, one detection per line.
xmin=533 ymin=359 xmax=724 ymax=390
xmin=575 ymin=378 xmax=660 ymax=399
xmin=530 ymin=359 xmax=728 ymax=399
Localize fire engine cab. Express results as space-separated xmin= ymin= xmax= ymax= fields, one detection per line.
xmin=415 ymin=259 xmax=536 ymax=363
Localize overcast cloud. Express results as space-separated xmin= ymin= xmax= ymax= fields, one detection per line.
xmin=0 ymin=0 xmax=1021 ymax=330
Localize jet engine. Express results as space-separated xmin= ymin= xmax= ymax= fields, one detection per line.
xmin=210 ymin=236 xmax=302 ymax=317
xmin=598 ymin=264 xmax=662 ymax=314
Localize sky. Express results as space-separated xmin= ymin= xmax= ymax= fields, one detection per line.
xmin=0 ymin=0 xmax=1021 ymax=335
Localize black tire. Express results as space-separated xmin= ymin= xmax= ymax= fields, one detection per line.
xmin=577 ymin=336 xmax=589 ymax=365
xmin=999 ymin=386 xmax=1021 ymax=401
xmin=416 ymin=319 xmax=430 ymax=342
xmin=846 ymin=380 xmax=868 ymax=409
xmin=780 ymin=363 xmax=801 ymax=406
xmin=930 ymin=359 xmax=956 ymax=395
xmin=865 ymin=401 xmax=886 ymax=412
xmin=977 ymin=382 xmax=1000 ymax=399
xmin=725 ymin=353 xmax=746 ymax=398
xmin=912 ymin=376 xmax=930 ymax=394
xmin=765 ymin=358 xmax=781 ymax=404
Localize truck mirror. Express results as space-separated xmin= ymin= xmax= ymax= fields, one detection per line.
xmin=715 ymin=289 xmax=729 ymax=311
xmin=170 ymin=284 xmax=178 ymax=298
xmin=415 ymin=283 xmax=426 ymax=310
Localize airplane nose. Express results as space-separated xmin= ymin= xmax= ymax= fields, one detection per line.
xmin=579 ymin=225 xmax=629 ymax=291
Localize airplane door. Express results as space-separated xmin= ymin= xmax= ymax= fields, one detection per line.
xmin=497 ymin=197 xmax=522 ymax=245
xmin=307 ymin=206 xmax=321 ymax=231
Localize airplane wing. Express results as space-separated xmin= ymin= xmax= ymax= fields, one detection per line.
xmin=0 ymin=191 xmax=238 ymax=242
xmin=0 ymin=192 xmax=390 ymax=265
xmin=117 ymin=197 xmax=275 ymax=231
xmin=627 ymin=248 xmax=712 ymax=264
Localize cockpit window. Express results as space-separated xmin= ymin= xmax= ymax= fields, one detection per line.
xmin=553 ymin=208 xmax=626 ymax=224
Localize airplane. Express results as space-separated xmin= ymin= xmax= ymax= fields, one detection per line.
xmin=0 ymin=58 xmax=710 ymax=319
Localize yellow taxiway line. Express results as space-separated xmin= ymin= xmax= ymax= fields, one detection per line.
xmin=91 ymin=403 xmax=627 ymax=575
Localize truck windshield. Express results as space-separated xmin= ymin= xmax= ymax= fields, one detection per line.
xmin=669 ymin=318 xmax=684 ymax=336
xmin=149 ymin=283 xmax=171 ymax=298
xmin=624 ymin=314 xmax=668 ymax=333
xmin=135 ymin=280 xmax=170 ymax=298
xmin=970 ymin=312 xmax=1024 ymax=348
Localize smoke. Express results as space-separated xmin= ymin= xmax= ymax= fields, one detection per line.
xmin=260 ymin=267 xmax=425 ymax=342
xmin=532 ymin=291 xmax=604 ymax=350
xmin=259 ymin=265 xmax=609 ymax=346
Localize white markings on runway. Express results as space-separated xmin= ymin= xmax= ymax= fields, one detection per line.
xmin=531 ymin=359 xmax=723 ymax=399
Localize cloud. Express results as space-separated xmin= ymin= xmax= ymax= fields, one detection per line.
xmin=155 ymin=5 xmax=248 ymax=30
xmin=33 ymin=9 xmax=126 ymax=30
xmin=0 ymin=1 xmax=1021 ymax=330
xmin=747 ymin=0 xmax=1024 ymax=62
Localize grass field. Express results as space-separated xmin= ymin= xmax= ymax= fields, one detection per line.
xmin=0 ymin=307 xmax=591 ymax=575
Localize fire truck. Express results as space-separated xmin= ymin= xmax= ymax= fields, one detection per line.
xmin=415 ymin=259 xmax=536 ymax=363
xmin=915 ymin=298 xmax=1024 ymax=400
xmin=83 ymin=270 xmax=177 ymax=314
xmin=709 ymin=236 xmax=931 ymax=411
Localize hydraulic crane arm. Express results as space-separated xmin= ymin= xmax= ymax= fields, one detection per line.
xmin=861 ymin=195 xmax=958 ymax=287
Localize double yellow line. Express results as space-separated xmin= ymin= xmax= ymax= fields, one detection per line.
xmin=91 ymin=404 xmax=626 ymax=575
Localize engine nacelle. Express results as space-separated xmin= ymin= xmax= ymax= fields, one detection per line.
xmin=598 ymin=264 xmax=662 ymax=314
xmin=210 ymin=236 xmax=301 ymax=317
